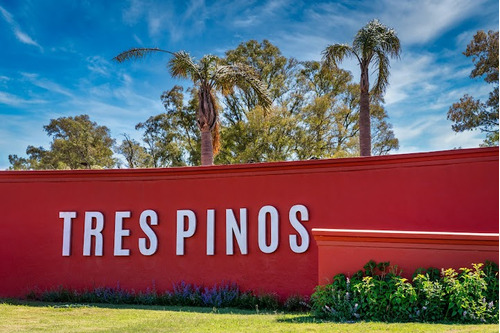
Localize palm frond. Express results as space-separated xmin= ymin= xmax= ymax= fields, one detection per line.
xmin=214 ymin=63 xmax=272 ymax=109
xmin=322 ymin=44 xmax=357 ymax=68
xmin=353 ymin=19 xmax=400 ymax=61
xmin=371 ymin=51 xmax=390 ymax=96
xmin=113 ymin=47 xmax=173 ymax=63
xmin=168 ymin=51 xmax=201 ymax=81
xmin=379 ymin=29 xmax=401 ymax=59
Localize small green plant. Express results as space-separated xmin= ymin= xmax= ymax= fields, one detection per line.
xmin=413 ymin=273 xmax=445 ymax=321
xmin=310 ymin=260 xmax=499 ymax=323
xmin=310 ymin=274 xmax=360 ymax=321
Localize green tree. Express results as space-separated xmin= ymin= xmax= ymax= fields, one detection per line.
xmin=217 ymin=105 xmax=298 ymax=164
xmin=217 ymin=40 xmax=300 ymax=164
xmin=133 ymin=86 xmax=201 ymax=167
xmin=294 ymin=62 xmax=398 ymax=158
xmin=223 ymin=39 xmax=299 ymax=111
xmin=218 ymin=41 xmax=399 ymax=163
xmin=447 ymin=30 xmax=499 ymax=146
xmin=323 ymin=19 xmax=401 ymax=156
xmin=116 ymin=40 xmax=399 ymax=167
xmin=114 ymin=48 xmax=271 ymax=165
xmin=116 ymin=134 xmax=152 ymax=168
xmin=9 ymin=114 xmax=116 ymax=170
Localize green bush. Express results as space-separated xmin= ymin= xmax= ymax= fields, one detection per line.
xmin=311 ymin=261 xmax=499 ymax=323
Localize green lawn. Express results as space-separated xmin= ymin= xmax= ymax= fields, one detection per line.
xmin=0 ymin=301 xmax=498 ymax=333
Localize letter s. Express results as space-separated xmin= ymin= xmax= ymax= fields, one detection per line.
xmin=289 ymin=204 xmax=309 ymax=253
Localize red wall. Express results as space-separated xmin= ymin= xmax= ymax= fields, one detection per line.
xmin=313 ymin=229 xmax=499 ymax=285
xmin=0 ymin=147 xmax=498 ymax=298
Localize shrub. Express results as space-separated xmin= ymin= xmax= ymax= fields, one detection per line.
xmin=413 ymin=273 xmax=445 ymax=321
xmin=310 ymin=274 xmax=360 ymax=321
xmin=310 ymin=260 xmax=499 ymax=323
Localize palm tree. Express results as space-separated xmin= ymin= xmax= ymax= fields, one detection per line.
xmin=114 ymin=48 xmax=271 ymax=165
xmin=322 ymin=19 xmax=400 ymax=156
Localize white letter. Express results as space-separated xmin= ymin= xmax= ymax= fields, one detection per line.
xmin=59 ymin=211 xmax=76 ymax=256
xmin=139 ymin=210 xmax=158 ymax=256
xmin=289 ymin=205 xmax=309 ymax=253
xmin=206 ymin=209 xmax=215 ymax=255
xmin=176 ymin=210 xmax=196 ymax=255
xmin=84 ymin=211 xmax=104 ymax=256
xmin=258 ymin=206 xmax=279 ymax=254
xmin=226 ymin=208 xmax=247 ymax=255
xmin=114 ymin=211 xmax=131 ymax=256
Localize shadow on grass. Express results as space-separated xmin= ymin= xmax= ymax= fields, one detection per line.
xmin=2 ymin=299 xmax=492 ymax=326
xmin=275 ymin=315 xmax=495 ymax=326
xmin=0 ymin=298 xmax=301 ymax=316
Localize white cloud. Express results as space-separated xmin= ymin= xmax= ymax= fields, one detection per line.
xmin=379 ymin=0 xmax=485 ymax=45
xmin=122 ymin=0 xmax=145 ymax=24
xmin=87 ymin=56 xmax=111 ymax=76
xmin=21 ymin=73 xmax=74 ymax=97
xmin=393 ymin=116 xmax=440 ymax=142
xmin=392 ymin=114 xmax=486 ymax=153
xmin=384 ymin=53 xmax=442 ymax=106
xmin=0 ymin=5 xmax=14 ymax=24
xmin=14 ymin=29 xmax=40 ymax=47
xmin=0 ymin=5 xmax=42 ymax=50
xmin=0 ymin=91 xmax=47 ymax=107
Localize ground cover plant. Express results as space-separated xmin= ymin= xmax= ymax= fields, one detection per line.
xmin=26 ymin=281 xmax=309 ymax=313
xmin=310 ymin=260 xmax=499 ymax=323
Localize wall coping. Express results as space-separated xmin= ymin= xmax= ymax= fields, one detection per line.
xmin=0 ymin=147 xmax=498 ymax=183
xmin=312 ymin=228 xmax=499 ymax=247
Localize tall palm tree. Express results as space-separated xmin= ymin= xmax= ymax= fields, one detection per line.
xmin=114 ymin=48 xmax=271 ymax=166
xmin=323 ymin=19 xmax=400 ymax=156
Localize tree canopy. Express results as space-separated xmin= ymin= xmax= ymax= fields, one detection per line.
xmin=9 ymin=115 xmax=116 ymax=170
xmin=447 ymin=30 xmax=499 ymax=146
xmin=10 ymin=39 xmax=401 ymax=170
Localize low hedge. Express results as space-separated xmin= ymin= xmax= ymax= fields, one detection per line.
xmin=26 ymin=281 xmax=310 ymax=312
xmin=310 ymin=260 xmax=499 ymax=323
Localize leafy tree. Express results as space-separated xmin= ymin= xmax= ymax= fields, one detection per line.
xmin=114 ymin=48 xmax=271 ymax=165
xmin=447 ymin=30 xmax=499 ymax=146
xmin=223 ymin=39 xmax=299 ymax=111
xmin=132 ymin=85 xmax=201 ymax=167
xmin=294 ymin=62 xmax=398 ymax=158
xmin=116 ymin=134 xmax=152 ymax=168
xmin=217 ymin=40 xmax=300 ymax=164
xmin=114 ymin=40 xmax=399 ymax=167
xmin=323 ymin=19 xmax=401 ymax=156
xmin=217 ymin=105 xmax=299 ymax=164
xmin=9 ymin=115 xmax=116 ymax=170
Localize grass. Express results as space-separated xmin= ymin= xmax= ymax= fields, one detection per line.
xmin=0 ymin=301 xmax=498 ymax=333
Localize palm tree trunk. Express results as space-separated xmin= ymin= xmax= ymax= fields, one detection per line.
xmin=200 ymin=125 xmax=213 ymax=165
xmin=359 ymin=64 xmax=371 ymax=156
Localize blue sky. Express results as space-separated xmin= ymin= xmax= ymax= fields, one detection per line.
xmin=0 ymin=0 xmax=498 ymax=168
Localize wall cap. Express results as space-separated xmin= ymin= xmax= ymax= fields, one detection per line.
xmin=0 ymin=147 xmax=498 ymax=183
xmin=312 ymin=228 xmax=499 ymax=246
